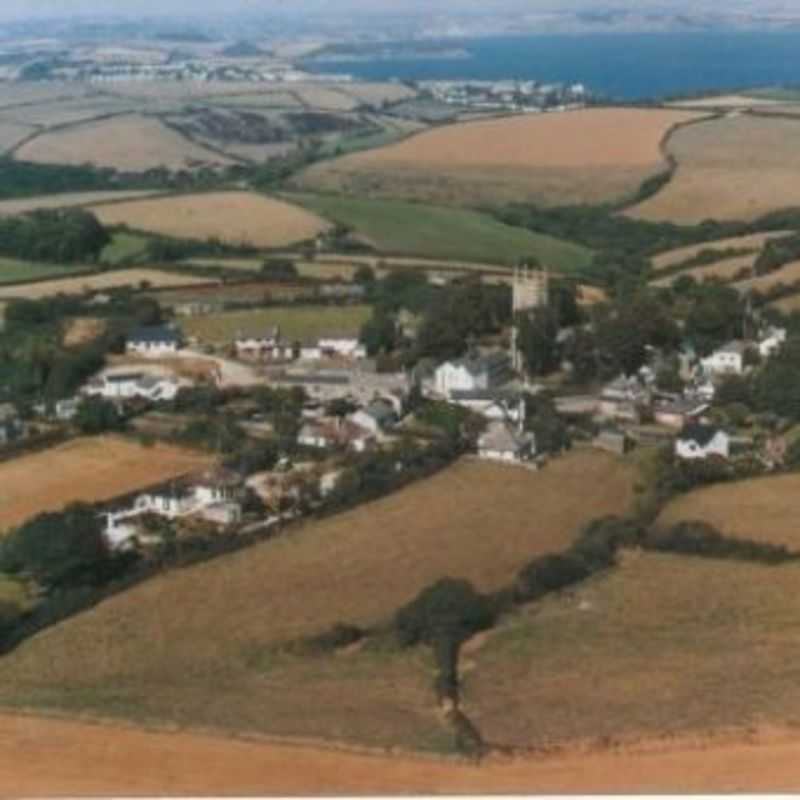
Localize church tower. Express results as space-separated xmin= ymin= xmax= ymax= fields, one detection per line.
xmin=511 ymin=264 xmax=549 ymax=372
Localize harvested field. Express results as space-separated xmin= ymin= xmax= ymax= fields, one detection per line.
xmin=181 ymin=304 xmax=371 ymax=344
xmin=210 ymin=91 xmax=304 ymax=108
xmin=734 ymin=259 xmax=800 ymax=292
xmin=650 ymin=231 xmax=794 ymax=272
xmin=657 ymin=473 xmax=800 ymax=549
xmin=291 ymin=84 xmax=360 ymax=111
xmin=0 ymin=435 xmax=211 ymax=533
xmin=3 ymin=714 xmax=800 ymax=794
xmin=650 ymin=253 xmax=756 ymax=287
xmin=667 ymin=94 xmax=784 ymax=109
xmin=769 ymin=293 xmax=800 ymax=312
xmin=626 ymin=115 xmax=800 ymax=223
xmin=0 ymin=269 xmax=210 ymax=300
xmin=295 ymin=108 xmax=704 ymax=208
xmin=0 ymin=82 xmax=94 ymax=108
xmin=0 ymin=453 xmax=634 ymax=746
xmin=468 ymin=552 xmax=800 ymax=750
xmin=0 ymin=121 xmax=36 ymax=154
xmin=0 ymin=190 xmax=166 ymax=216
xmin=0 ymin=97 xmax=132 ymax=128
xmin=337 ymin=82 xmax=417 ymax=106
xmin=15 ymin=114 xmax=236 ymax=171
xmin=62 ymin=317 xmax=107 ymax=348
xmin=91 ymin=191 xmax=330 ymax=249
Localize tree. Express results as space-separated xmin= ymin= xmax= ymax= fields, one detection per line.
xmin=516 ymin=308 xmax=559 ymax=376
xmin=753 ymin=337 xmax=800 ymax=420
xmin=353 ymin=264 xmax=375 ymax=284
xmin=359 ymin=309 xmax=397 ymax=356
xmin=75 ymin=396 xmax=123 ymax=434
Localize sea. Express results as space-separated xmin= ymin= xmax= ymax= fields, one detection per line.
xmin=306 ymin=31 xmax=800 ymax=102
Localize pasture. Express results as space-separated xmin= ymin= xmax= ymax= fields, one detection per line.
xmin=657 ymin=473 xmax=800 ymax=550
xmin=0 ymin=436 xmax=211 ymax=533
xmin=0 ymin=268 xmax=210 ymax=300
xmin=91 ymin=191 xmax=330 ymax=249
xmin=0 ymin=258 xmax=85 ymax=285
xmin=180 ymin=304 xmax=371 ymax=345
xmin=295 ymin=108 xmax=704 ymax=208
xmin=626 ymin=114 xmax=800 ymax=223
xmin=0 ymin=453 xmax=635 ymax=746
xmin=288 ymin=193 xmax=593 ymax=270
xmin=468 ymin=552 xmax=800 ymax=748
xmin=15 ymin=114 xmax=236 ymax=171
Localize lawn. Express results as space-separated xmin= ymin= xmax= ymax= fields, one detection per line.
xmin=100 ymin=231 xmax=151 ymax=266
xmin=0 ymin=258 xmax=87 ymax=285
xmin=180 ymin=304 xmax=372 ymax=345
xmin=287 ymin=192 xmax=593 ymax=272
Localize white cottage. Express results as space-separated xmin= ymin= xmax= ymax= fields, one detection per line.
xmin=675 ymin=424 xmax=730 ymax=460
xmin=477 ymin=421 xmax=536 ymax=464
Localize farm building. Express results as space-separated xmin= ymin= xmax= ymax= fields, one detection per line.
xmin=434 ymin=350 xmax=513 ymax=398
xmin=477 ymin=420 xmax=536 ymax=464
xmin=675 ymin=424 xmax=730 ymax=460
xmin=126 ymin=325 xmax=182 ymax=356
xmin=758 ymin=326 xmax=787 ymax=358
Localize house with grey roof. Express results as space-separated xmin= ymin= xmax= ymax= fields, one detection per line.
xmin=477 ymin=420 xmax=536 ymax=464
xmin=126 ymin=325 xmax=182 ymax=356
xmin=433 ymin=350 xmax=513 ymax=399
xmin=675 ymin=423 xmax=730 ymax=460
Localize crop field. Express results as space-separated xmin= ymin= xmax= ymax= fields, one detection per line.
xmin=626 ymin=115 xmax=800 ymax=223
xmin=0 ymin=435 xmax=211 ymax=534
xmin=657 ymin=473 xmax=800 ymax=549
xmin=650 ymin=231 xmax=794 ymax=272
xmin=0 ymin=121 xmax=36 ymax=154
xmin=0 ymin=82 xmax=95 ymax=108
xmin=295 ymin=108 xmax=704 ymax=208
xmin=210 ymin=90 xmax=304 ymax=108
xmin=0 ymin=258 xmax=85 ymax=285
xmin=288 ymin=193 xmax=592 ymax=270
xmin=734 ymin=259 xmax=800 ymax=293
xmin=650 ymin=253 xmax=757 ymax=287
xmin=181 ymin=304 xmax=371 ymax=344
xmin=468 ymin=552 xmax=800 ymax=749
xmin=667 ymin=94 xmax=784 ymax=109
xmin=0 ymin=97 xmax=132 ymax=128
xmin=0 ymin=190 xmax=166 ymax=217
xmin=337 ymin=82 xmax=418 ymax=106
xmin=291 ymin=84 xmax=360 ymax=111
xmin=0 ymin=452 xmax=634 ymax=747
xmin=91 ymin=191 xmax=330 ymax=249
xmin=769 ymin=293 xmax=800 ymax=312
xmin=15 ymin=114 xmax=236 ymax=171
xmin=0 ymin=268 xmax=210 ymax=300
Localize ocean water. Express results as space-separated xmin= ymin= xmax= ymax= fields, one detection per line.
xmin=307 ymin=32 xmax=800 ymax=101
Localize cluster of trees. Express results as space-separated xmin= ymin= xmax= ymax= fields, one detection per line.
xmin=0 ymin=208 xmax=109 ymax=264
xmin=754 ymin=232 xmax=800 ymax=276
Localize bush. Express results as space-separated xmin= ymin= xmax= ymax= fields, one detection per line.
xmin=513 ymin=553 xmax=591 ymax=604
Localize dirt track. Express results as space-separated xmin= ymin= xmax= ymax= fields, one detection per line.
xmin=1 ymin=714 xmax=799 ymax=795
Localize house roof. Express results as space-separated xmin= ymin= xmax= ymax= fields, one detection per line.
xmin=450 ymin=388 xmax=522 ymax=403
xmin=715 ymin=340 xmax=748 ymax=355
xmin=0 ymin=403 xmax=18 ymax=422
xmin=129 ymin=325 xmax=181 ymax=344
xmin=105 ymin=371 xmax=145 ymax=383
xmin=365 ymin=399 xmax=395 ymax=422
xmin=452 ymin=350 xmax=510 ymax=377
xmin=191 ymin=466 xmax=243 ymax=489
xmin=678 ymin=423 xmax=723 ymax=447
xmin=478 ymin=421 xmax=534 ymax=454
xmin=655 ymin=397 xmax=709 ymax=416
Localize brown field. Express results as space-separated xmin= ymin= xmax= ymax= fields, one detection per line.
xmin=626 ymin=114 xmax=800 ymax=223
xmin=15 ymin=114 xmax=237 ymax=171
xmin=650 ymin=231 xmax=794 ymax=271
xmin=291 ymin=83 xmax=360 ymax=111
xmin=734 ymin=259 xmax=800 ymax=292
xmin=0 ymin=82 xmax=94 ymax=108
xmin=657 ymin=472 xmax=800 ymax=549
xmin=650 ymin=253 xmax=756 ymax=287
xmin=0 ymin=190 xmax=166 ymax=216
xmin=0 ymin=120 xmax=36 ymax=153
xmin=0 ymin=97 xmax=132 ymax=128
xmin=3 ymin=714 xmax=800 ymax=795
xmin=0 ymin=435 xmax=211 ymax=533
xmin=0 ymin=453 xmax=635 ymax=746
xmin=468 ymin=552 xmax=800 ymax=749
xmin=296 ymin=108 xmax=704 ymax=207
xmin=769 ymin=293 xmax=800 ymax=312
xmin=0 ymin=268 xmax=210 ymax=300
xmin=62 ymin=317 xmax=108 ymax=348
xmin=210 ymin=90 xmax=304 ymax=108
xmin=667 ymin=94 xmax=784 ymax=109
xmin=91 ymin=191 xmax=330 ymax=248
xmin=338 ymin=82 xmax=418 ymax=105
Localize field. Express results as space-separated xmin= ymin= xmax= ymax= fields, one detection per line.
xmin=667 ymin=94 xmax=784 ymax=109
xmin=99 ymin=231 xmax=151 ymax=265
xmin=15 ymin=114 xmax=237 ymax=171
xmin=734 ymin=259 xmax=800 ymax=293
xmin=0 ymin=190 xmax=166 ymax=217
xmin=657 ymin=473 xmax=800 ymax=549
xmin=288 ymin=193 xmax=593 ymax=270
xmin=0 ymin=453 xmax=635 ymax=747
xmin=91 ymin=191 xmax=330 ymax=249
xmin=181 ymin=304 xmax=372 ymax=344
xmin=0 ymin=121 xmax=36 ymax=154
xmin=0 ymin=258 xmax=86 ymax=285
xmin=0 ymin=268 xmax=210 ymax=300
xmin=295 ymin=108 xmax=704 ymax=208
xmin=467 ymin=552 xmax=800 ymax=749
xmin=626 ymin=114 xmax=800 ymax=223
xmin=650 ymin=253 xmax=757 ymax=287
xmin=0 ymin=436 xmax=211 ymax=533
xmin=769 ymin=293 xmax=800 ymax=312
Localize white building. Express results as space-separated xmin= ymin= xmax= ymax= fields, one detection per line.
xmin=84 ymin=372 xmax=181 ymax=402
xmin=449 ymin=390 xmax=526 ymax=424
xmin=126 ymin=326 xmax=182 ymax=356
xmin=675 ymin=424 xmax=730 ymax=460
xmin=758 ymin=326 xmax=787 ymax=358
xmin=477 ymin=420 xmax=536 ymax=464
xmin=700 ymin=341 xmax=747 ymax=376
xmin=434 ymin=351 xmax=512 ymax=399
xmin=317 ymin=337 xmax=367 ymax=359
xmin=235 ymin=326 xmax=296 ymax=361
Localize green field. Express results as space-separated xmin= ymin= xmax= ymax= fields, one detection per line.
xmin=181 ymin=304 xmax=372 ymax=345
xmin=100 ymin=231 xmax=150 ymax=266
xmin=0 ymin=258 xmax=88 ymax=285
xmin=287 ymin=193 xmax=593 ymax=272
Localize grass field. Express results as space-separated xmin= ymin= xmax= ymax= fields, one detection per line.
xmin=626 ymin=114 xmax=800 ymax=223
xmin=0 ymin=121 xmax=36 ymax=154
xmin=295 ymin=108 xmax=703 ymax=208
xmin=15 ymin=114 xmax=236 ymax=171
xmin=0 ymin=258 xmax=85 ymax=285
xmin=99 ymin=231 xmax=151 ymax=265
xmin=650 ymin=232 xmax=795 ymax=272
xmin=0 ymin=453 xmax=634 ymax=746
xmin=0 ymin=268 xmax=210 ymax=299
xmin=287 ymin=193 xmax=593 ymax=270
xmin=181 ymin=304 xmax=371 ymax=344
xmin=91 ymin=191 xmax=330 ymax=249
xmin=0 ymin=435 xmax=211 ymax=534
xmin=467 ymin=552 xmax=800 ymax=749
xmin=0 ymin=190 xmax=166 ymax=217
xmin=657 ymin=472 xmax=800 ymax=549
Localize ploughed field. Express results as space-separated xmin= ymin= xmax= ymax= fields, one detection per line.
xmin=90 ymin=191 xmax=330 ymax=249
xmin=295 ymin=108 xmax=704 ymax=208
xmin=0 ymin=436 xmax=212 ymax=534
xmin=0 ymin=453 xmax=635 ymax=748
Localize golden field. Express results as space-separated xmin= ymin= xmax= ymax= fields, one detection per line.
xmin=296 ymin=108 xmax=704 ymax=207
xmin=0 ymin=436 xmax=211 ymax=533
xmin=734 ymin=259 xmax=800 ymax=293
xmin=91 ymin=191 xmax=330 ymax=248
xmin=650 ymin=253 xmax=757 ymax=287
xmin=0 ymin=190 xmax=166 ymax=216
xmin=627 ymin=115 xmax=800 ymax=223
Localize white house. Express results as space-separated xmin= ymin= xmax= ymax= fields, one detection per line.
xmin=675 ymin=424 xmax=730 ymax=460
xmin=758 ymin=326 xmax=787 ymax=358
xmin=297 ymin=418 xmax=375 ymax=452
xmin=434 ymin=351 xmax=512 ymax=398
xmin=318 ymin=336 xmax=367 ymax=359
xmin=449 ymin=390 xmax=526 ymax=424
xmin=349 ymin=399 xmax=396 ymax=436
xmin=700 ymin=341 xmax=747 ymax=376
xmin=477 ymin=420 xmax=536 ymax=464
xmin=84 ymin=372 xmax=180 ymax=402
xmin=126 ymin=325 xmax=182 ymax=356
xmin=235 ymin=326 xmax=296 ymax=361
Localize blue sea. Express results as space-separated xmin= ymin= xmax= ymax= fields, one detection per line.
xmin=307 ymin=32 xmax=800 ymax=101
